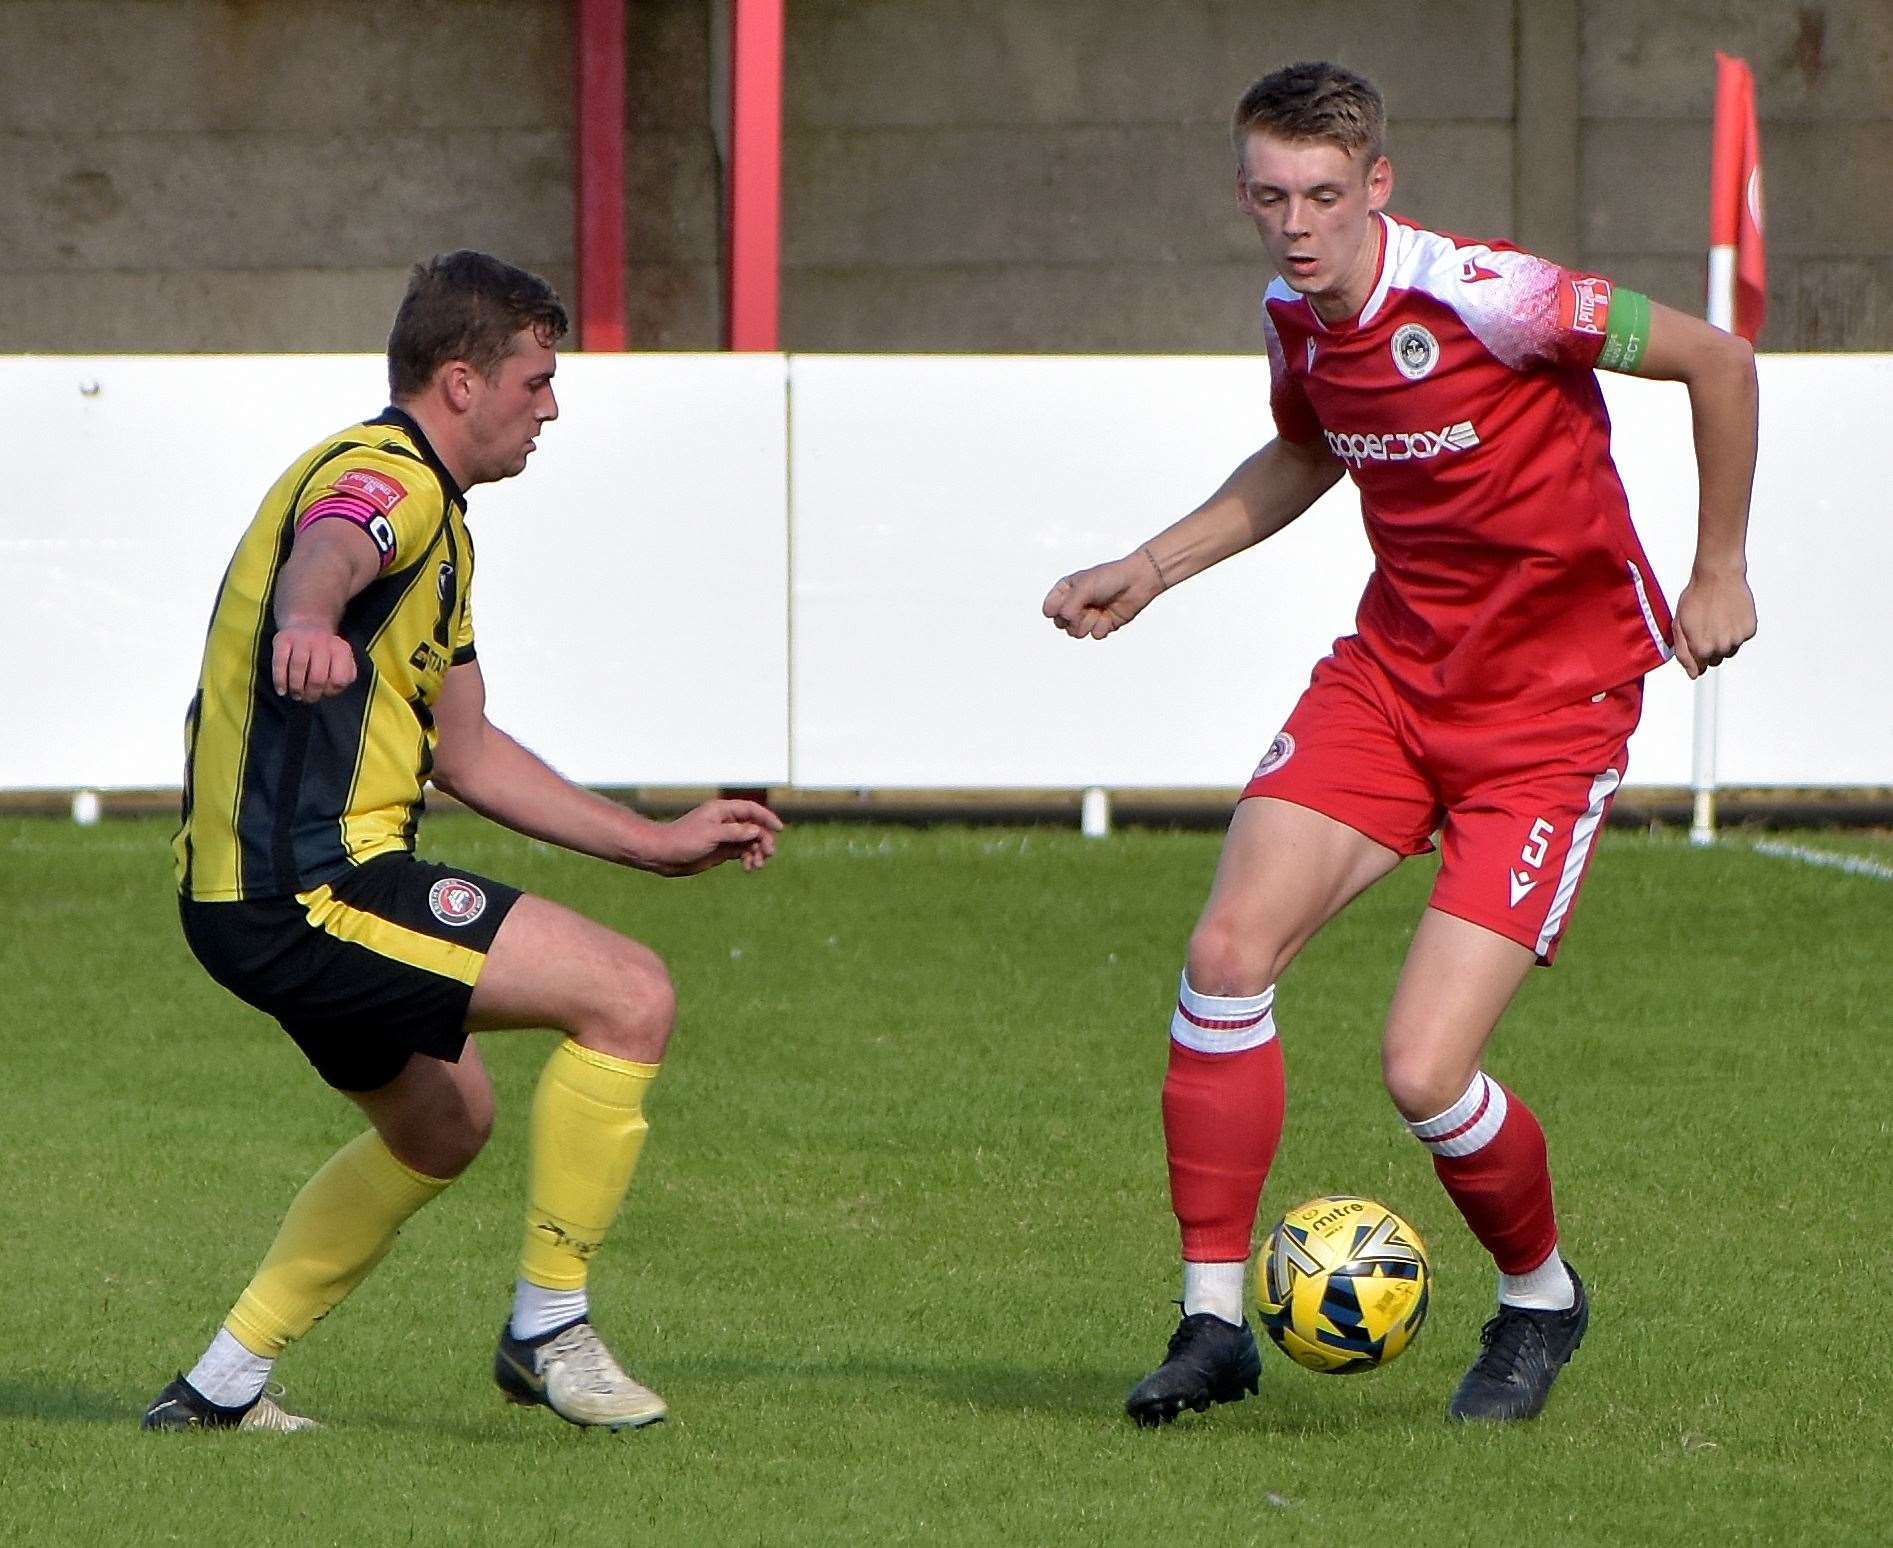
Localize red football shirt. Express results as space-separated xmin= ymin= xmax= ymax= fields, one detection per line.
xmin=1262 ymin=213 xmax=1673 ymax=720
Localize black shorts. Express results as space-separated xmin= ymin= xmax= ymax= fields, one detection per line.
xmin=179 ymin=854 xmax=524 ymax=1093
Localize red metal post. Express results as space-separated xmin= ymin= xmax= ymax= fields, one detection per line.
xmin=727 ymin=0 xmax=784 ymax=350
xmin=574 ymin=0 xmax=626 ymax=349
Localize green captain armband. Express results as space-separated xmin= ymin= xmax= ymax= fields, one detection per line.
xmin=1596 ymin=287 xmax=1652 ymax=374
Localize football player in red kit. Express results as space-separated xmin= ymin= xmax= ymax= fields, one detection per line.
xmin=1044 ymin=61 xmax=1757 ymax=1425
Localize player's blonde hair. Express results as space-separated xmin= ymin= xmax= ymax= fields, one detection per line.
xmin=387 ymin=251 xmax=569 ymax=400
xmin=1232 ymin=62 xmax=1386 ymax=168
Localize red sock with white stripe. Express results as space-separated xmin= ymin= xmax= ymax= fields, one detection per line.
xmin=1408 ymin=1072 xmax=1572 ymax=1310
xmin=1163 ymin=975 xmax=1286 ymax=1321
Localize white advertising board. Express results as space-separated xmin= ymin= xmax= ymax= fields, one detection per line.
xmin=788 ymin=353 xmax=1890 ymax=791
xmin=1 ymin=351 xmax=1884 ymax=794
xmin=788 ymin=355 xmax=1374 ymax=788
xmin=463 ymin=353 xmax=789 ymax=785
xmin=1 ymin=355 xmax=390 ymax=791
xmin=1694 ymin=356 xmax=1890 ymax=787
xmin=0 ymin=354 xmax=790 ymax=789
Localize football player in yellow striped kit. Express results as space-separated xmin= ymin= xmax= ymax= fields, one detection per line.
xmin=145 ymin=251 xmax=781 ymax=1434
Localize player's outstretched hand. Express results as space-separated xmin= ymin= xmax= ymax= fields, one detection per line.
xmin=639 ymin=798 xmax=785 ymax=877
xmin=1671 ymin=567 xmax=1757 ymax=679
xmin=273 ymin=625 xmax=358 ymax=702
xmin=1042 ymin=553 xmax=1163 ymax=641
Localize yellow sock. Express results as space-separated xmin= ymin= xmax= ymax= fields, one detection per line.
xmin=224 ymin=1130 xmax=452 ymax=1358
xmin=520 ymin=1040 xmax=660 ymax=1292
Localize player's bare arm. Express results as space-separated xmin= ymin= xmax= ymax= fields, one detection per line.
xmin=429 ymin=659 xmax=782 ymax=876
xmin=270 ymin=518 xmax=381 ymax=701
xmin=1042 ymin=435 xmax=1343 ymax=640
xmin=1636 ymin=300 xmax=1760 ymax=678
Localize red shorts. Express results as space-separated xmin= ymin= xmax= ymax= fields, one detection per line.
xmin=1241 ymin=636 xmax=1642 ymax=964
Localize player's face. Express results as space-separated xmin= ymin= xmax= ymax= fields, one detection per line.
xmin=1237 ymin=132 xmax=1392 ymax=319
xmin=466 ymin=328 xmax=559 ymax=483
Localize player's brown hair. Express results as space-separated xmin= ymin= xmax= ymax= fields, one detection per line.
xmin=387 ymin=251 xmax=569 ymax=400
xmin=1232 ymin=62 xmax=1386 ymax=168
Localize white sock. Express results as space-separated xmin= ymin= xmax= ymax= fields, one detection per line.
xmin=1498 ymin=1248 xmax=1574 ymax=1311
xmin=185 ymin=1327 xmax=273 ymax=1410
xmin=1181 ymin=1260 xmax=1247 ymax=1326
xmin=510 ymin=1278 xmax=590 ymax=1341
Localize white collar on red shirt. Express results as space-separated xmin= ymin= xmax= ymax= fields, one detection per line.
xmin=1302 ymin=213 xmax=1398 ymax=334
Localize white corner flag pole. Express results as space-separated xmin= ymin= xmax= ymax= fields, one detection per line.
xmin=1691 ymin=249 xmax=1735 ymax=847
xmin=1696 ymin=50 xmax=1763 ymax=847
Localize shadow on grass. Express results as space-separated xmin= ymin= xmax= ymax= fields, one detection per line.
xmin=303 ymin=1362 xmax=1133 ymax=1443
xmin=350 ymin=1407 xmax=540 ymax=1446
xmin=10 ymin=1359 xmax=1442 ymax=1444
xmin=0 ymin=1379 xmax=133 ymax=1424
xmin=658 ymin=1352 xmax=1440 ymax=1434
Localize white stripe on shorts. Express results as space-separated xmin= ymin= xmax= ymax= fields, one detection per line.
xmin=1535 ymin=768 xmax=1621 ymax=959
xmin=1169 ymin=973 xmax=1278 ymax=1054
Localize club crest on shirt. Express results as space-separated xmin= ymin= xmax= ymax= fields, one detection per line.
xmin=1391 ymin=323 xmax=1440 ymax=381
xmin=428 ymin=877 xmax=486 ymax=927
xmin=1252 ymin=732 xmax=1296 ymax=779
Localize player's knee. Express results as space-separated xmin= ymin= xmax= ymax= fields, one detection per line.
xmin=583 ymin=945 xmax=677 ymax=1062
xmin=430 ymin=1104 xmax=495 ymax=1178
xmin=1185 ymin=916 xmax=1279 ymax=998
xmin=463 ymin=1079 xmax=498 ymax=1150
xmin=1380 ymin=1041 xmax=1474 ymax=1124
xmin=432 ymin=1070 xmax=497 ymax=1175
xmin=384 ymin=1084 xmax=493 ymax=1179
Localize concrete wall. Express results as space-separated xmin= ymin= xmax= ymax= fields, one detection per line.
xmin=781 ymin=0 xmax=1518 ymax=351
xmin=4 ymin=0 xmax=1887 ymax=354
xmin=1579 ymin=0 xmax=1893 ymax=351
xmin=0 ymin=0 xmax=576 ymax=350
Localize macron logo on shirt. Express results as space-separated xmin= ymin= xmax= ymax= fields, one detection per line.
xmin=1324 ymin=421 xmax=1480 ymax=468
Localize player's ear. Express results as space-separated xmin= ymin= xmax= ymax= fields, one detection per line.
xmin=1235 ymin=168 xmax=1254 ymax=215
xmin=1365 ymin=154 xmax=1394 ymax=212
xmin=439 ymin=361 xmax=477 ymax=412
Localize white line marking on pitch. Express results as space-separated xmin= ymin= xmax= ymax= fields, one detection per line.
xmin=1750 ymin=840 xmax=1893 ymax=882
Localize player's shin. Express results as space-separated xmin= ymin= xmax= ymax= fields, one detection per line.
xmin=514 ymin=1039 xmax=659 ymax=1338
xmin=1162 ymin=975 xmax=1286 ymax=1324
xmin=209 ymin=1130 xmax=453 ymax=1403
xmin=1407 ymin=1072 xmax=1571 ymax=1309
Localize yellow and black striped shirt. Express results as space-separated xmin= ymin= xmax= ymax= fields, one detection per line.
xmin=174 ymin=408 xmax=476 ymax=900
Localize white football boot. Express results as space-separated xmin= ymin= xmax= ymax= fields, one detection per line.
xmin=493 ymin=1319 xmax=668 ymax=1430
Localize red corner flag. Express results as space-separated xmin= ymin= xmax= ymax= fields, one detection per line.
xmin=1708 ymin=51 xmax=1765 ymax=342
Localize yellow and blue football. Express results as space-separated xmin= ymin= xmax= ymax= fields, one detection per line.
xmin=1257 ymin=1196 xmax=1431 ymax=1374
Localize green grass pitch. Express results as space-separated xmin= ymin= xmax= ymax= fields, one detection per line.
xmin=2 ymin=814 xmax=1887 ymax=1545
